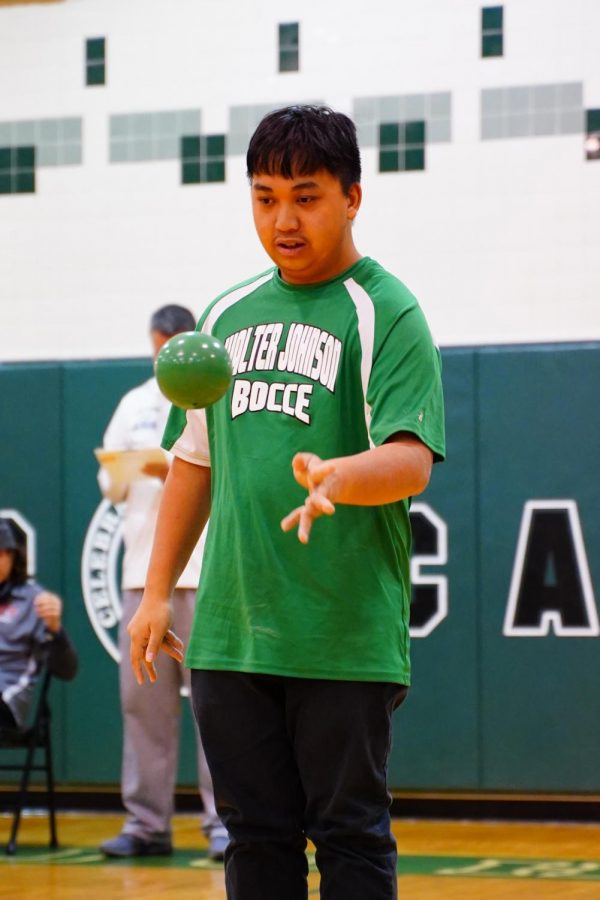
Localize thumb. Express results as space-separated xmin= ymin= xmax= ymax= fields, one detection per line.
xmin=307 ymin=460 xmax=335 ymax=489
xmin=291 ymin=452 xmax=313 ymax=476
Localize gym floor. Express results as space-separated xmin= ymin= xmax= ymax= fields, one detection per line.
xmin=1 ymin=811 xmax=599 ymax=898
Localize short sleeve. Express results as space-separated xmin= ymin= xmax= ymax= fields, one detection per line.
xmin=162 ymin=406 xmax=211 ymax=467
xmin=367 ymin=304 xmax=445 ymax=461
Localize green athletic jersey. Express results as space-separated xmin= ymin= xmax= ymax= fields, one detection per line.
xmin=163 ymin=257 xmax=445 ymax=685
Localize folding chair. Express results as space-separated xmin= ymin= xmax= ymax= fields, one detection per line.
xmin=0 ymin=669 xmax=57 ymax=855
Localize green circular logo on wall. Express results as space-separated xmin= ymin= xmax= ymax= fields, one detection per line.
xmin=80 ymin=500 xmax=124 ymax=663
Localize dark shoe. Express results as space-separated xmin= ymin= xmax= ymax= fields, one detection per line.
xmin=100 ymin=833 xmax=173 ymax=858
xmin=208 ymin=832 xmax=229 ymax=862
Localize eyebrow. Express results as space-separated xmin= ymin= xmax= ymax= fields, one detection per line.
xmin=252 ymin=180 xmax=320 ymax=192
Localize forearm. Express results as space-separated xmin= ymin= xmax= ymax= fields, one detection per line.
xmin=283 ymin=434 xmax=433 ymax=543
xmin=45 ymin=628 xmax=79 ymax=681
xmin=144 ymin=456 xmax=211 ymax=601
xmin=327 ymin=435 xmax=433 ymax=506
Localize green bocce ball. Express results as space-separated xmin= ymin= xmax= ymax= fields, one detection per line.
xmin=155 ymin=331 xmax=232 ymax=409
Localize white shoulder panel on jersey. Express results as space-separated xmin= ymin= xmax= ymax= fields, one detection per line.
xmin=172 ymin=407 xmax=210 ymax=467
xmin=343 ymin=276 xmax=375 ymax=446
xmin=202 ymin=271 xmax=274 ymax=335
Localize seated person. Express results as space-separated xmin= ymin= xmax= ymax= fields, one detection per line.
xmin=0 ymin=518 xmax=78 ymax=731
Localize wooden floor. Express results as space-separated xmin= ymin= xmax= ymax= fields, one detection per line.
xmin=0 ymin=811 xmax=599 ymax=898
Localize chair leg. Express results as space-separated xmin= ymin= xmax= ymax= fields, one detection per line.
xmin=5 ymin=741 xmax=37 ymax=855
xmin=44 ymin=727 xmax=58 ymax=848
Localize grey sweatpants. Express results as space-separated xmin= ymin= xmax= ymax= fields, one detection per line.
xmin=118 ymin=588 xmax=227 ymax=843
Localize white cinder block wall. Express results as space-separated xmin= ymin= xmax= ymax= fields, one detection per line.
xmin=0 ymin=0 xmax=598 ymax=360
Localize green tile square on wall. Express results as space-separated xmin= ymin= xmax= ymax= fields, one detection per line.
xmin=0 ymin=173 xmax=11 ymax=193
xmin=279 ymin=50 xmax=299 ymax=72
xmin=379 ymin=122 xmax=399 ymax=145
xmin=15 ymin=171 xmax=35 ymax=193
xmin=182 ymin=161 xmax=200 ymax=184
xmin=206 ymin=160 xmax=225 ymax=182
xmin=405 ymin=147 xmax=425 ymax=170
xmin=379 ymin=149 xmax=399 ymax=172
xmin=206 ymin=134 xmax=225 ymax=155
xmin=87 ymin=63 xmax=105 ymax=86
xmin=16 ymin=145 xmax=35 ymax=167
xmin=405 ymin=120 xmax=425 ymax=144
xmin=587 ymin=109 xmax=600 ymax=132
xmin=279 ymin=22 xmax=299 ymax=45
xmin=0 ymin=147 xmax=12 ymax=170
xmin=86 ymin=37 xmax=105 ymax=61
xmin=482 ymin=6 xmax=503 ymax=29
xmin=482 ymin=33 xmax=503 ymax=57
xmin=181 ymin=135 xmax=200 ymax=159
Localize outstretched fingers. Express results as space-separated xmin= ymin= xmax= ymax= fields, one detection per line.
xmin=281 ymin=493 xmax=336 ymax=543
xmin=130 ymin=630 xmax=149 ymax=686
xmin=161 ymin=629 xmax=184 ymax=662
xmin=141 ymin=628 xmax=161 ymax=684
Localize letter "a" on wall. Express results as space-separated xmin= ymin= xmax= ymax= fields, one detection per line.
xmin=504 ymin=500 xmax=600 ymax=637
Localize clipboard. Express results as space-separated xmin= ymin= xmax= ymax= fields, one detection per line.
xmin=94 ymin=447 xmax=169 ymax=482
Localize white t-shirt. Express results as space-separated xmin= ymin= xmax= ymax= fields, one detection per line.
xmin=98 ymin=376 xmax=204 ymax=591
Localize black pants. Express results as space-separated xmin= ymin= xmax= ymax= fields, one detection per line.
xmin=192 ymin=670 xmax=407 ymax=900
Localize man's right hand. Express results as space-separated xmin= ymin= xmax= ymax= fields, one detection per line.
xmin=127 ymin=597 xmax=184 ymax=685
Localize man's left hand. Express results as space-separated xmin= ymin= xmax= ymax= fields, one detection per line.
xmin=281 ymin=453 xmax=336 ymax=544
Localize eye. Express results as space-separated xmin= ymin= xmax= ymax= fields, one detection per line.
xmin=257 ymin=196 xmax=274 ymax=206
xmin=297 ymin=195 xmax=316 ymax=204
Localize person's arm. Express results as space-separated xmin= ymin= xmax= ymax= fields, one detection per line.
xmin=281 ymin=432 xmax=433 ymax=544
xmin=127 ymin=455 xmax=211 ymax=685
xmin=33 ymin=591 xmax=78 ymax=680
xmin=141 ymin=459 xmax=170 ymax=481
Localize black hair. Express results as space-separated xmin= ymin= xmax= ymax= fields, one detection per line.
xmin=0 ymin=518 xmax=27 ymax=585
xmin=246 ymin=105 xmax=361 ymax=195
xmin=10 ymin=545 xmax=27 ymax=585
xmin=150 ymin=304 xmax=196 ymax=336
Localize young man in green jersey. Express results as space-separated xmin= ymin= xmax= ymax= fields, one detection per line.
xmin=128 ymin=105 xmax=445 ymax=900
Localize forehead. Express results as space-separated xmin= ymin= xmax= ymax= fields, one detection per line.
xmin=251 ymin=169 xmax=339 ymax=191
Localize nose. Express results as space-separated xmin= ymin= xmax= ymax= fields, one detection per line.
xmin=275 ymin=202 xmax=299 ymax=232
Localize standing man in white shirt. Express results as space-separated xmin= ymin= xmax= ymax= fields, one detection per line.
xmin=98 ymin=304 xmax=228 ymax=861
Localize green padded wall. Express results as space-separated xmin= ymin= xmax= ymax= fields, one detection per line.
xmin=391 ymin=350 xmax=480 ymax=788
xmin=476 ymin=346 xmax=600 ymax=791
xmin=1 ymin=343 xmax=599 ymax=793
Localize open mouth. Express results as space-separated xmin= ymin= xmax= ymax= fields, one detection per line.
xmin=276 ymin=240 xmax=306 ymax=252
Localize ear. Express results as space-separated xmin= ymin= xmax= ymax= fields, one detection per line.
xmin=347 ymin=183 xmax=362 ymax=220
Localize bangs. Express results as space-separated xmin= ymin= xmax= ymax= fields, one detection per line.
xmin=251 ymin=143 xmax=332 ymax=181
